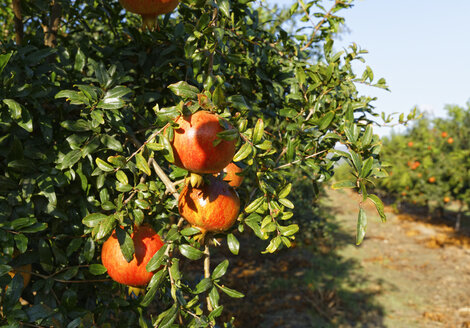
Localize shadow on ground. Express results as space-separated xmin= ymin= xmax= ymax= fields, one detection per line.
xmin=216 ymin=196 xmax=388 ymax=327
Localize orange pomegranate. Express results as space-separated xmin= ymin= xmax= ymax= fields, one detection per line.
xmin=178 ymin=177 xmax=240 ymax=233
xmin=407 ymin=141 xmax=413 ymax=147
xmin=443 ymin=196 xmax=451 ymax=203
xmin=101 ymin=225 xmax=164 ymax=287
xmin=428 ymin=176 xmax=436 ymax=183
xmin=170 ymin=111 xmax=237 ymax=174
xmin=447 ymin=137 xmax=454 ymax=144
xmin=119 ymin=0 xmax=180 ymax=29
xmin=441 ymin=131 xmax=448 ymax=138
xmin=216 ymin=162 xmax=244 ymax=188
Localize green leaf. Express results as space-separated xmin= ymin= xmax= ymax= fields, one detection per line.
xmin=154 ymin=304 xmax=178 ymax=328
xmin=135 ymin=153 xmax=151 ymax=176
xmin=227 ymin=233 xmax=239 ymax=255
xmin=331 ymin=180 xmax=356 ymax=189
xmin=278 ymin=183 xmax=292 ymax=199
xmin=168 ymin=81 xmax=199 ymax=99
xmin=350 ymin=150 xmax=362 ymax=173
xmin=212 ymin=260 xmax=229 ymax=280
xmin=82 ymin=213 xmax=107 ymax=228
xmin=216 ymin=283 xmax=244 ymax=298
xmin=160 ymin=134 xmax=174 ymax=163
xmin=233 ymin=142 xmax=252 ymax=162
xmin=179 ymin=244 xmax=203 ymax=260
xmin=218 ymin=0 xmax=230 ymax=17
xmin=278 ymin=224 xmax=299 ymax=237
xmin=3 ymin=99 xmax=22 ymax=119
xmin=0 ymin=264 xmax=12 ymax=277
xmin=115 ymin=171 xmax=128 ymax=185
xmin=252 ymin=118 xmax=264 ymax=144
xmin=356 ymin=208 xmax=367 ymax=245
xmin=368 ymin=194 xmax=386 ymax=222
xmin=180 ymin=227 xmax=201 ymax=236
xmin=95 ymin=215 xmax=116 ymax=240
xmin=244 ymin=196 xmax=264 ymax=213
xmin=0 ymin=52 xmax=13 ymax=74
xmin=96 ymin=158 xmax=114 ymax=172
xmin=89 ymin=264 xmax=107 ymax=275
xmin=146 ymin=244 xmax=168 ymax=272
xmin=194 ymin=278 xmax=213 ymax=294
xmin=116 ymin=226 xmax=135 ymax=263
xmin=360 ymin=157 xmax=374 ymax=178
xmin=60 ymin=119 xmax=91 ymax=132
xmin=278 ymin=198 xmax=294 ymax=209
xmin=362 ymin=124 xmax=373 ymax=146
xmin=141 ymin=269 xmax=167 ymax=307
xmin=319 ymin=111 xmax=335 ymax=130
xmin=101 ymin=135 xmax=123 ymax=152
xmin=264 ymin=236 xmax=282 ymax=253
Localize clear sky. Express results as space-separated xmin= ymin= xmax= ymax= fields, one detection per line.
xmin=272 ymin=0 xmax=470 ymax=136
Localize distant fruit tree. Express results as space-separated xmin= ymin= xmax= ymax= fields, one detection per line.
xmin=0 ymin=0 xmax=388 ymax=326
xmin=378 ymin=104 xmax=470 ymax=229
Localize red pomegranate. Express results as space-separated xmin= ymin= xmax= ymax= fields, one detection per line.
xmin=178 ymin=177 xmax=240 ymax=233
xmin=170 ymin=111 xmax=237 ymax=174
xmin=101 ymin=225 xmax=164 ymax=287
xmin=215 ymin=162 xmax=244 ymax=188
xmin=119 ymin=0 xmax=180 ymax=30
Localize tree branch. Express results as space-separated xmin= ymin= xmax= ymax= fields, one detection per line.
xmin=12 ymin=0 xmax=23 ymax=45
xmin=203 ymin=242 xmax=213 ymax=312
xmin=43 ymin=0 xmax=62 ymax=48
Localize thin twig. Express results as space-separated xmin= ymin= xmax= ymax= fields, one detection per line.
xmin=124 ymin=123 xmax=169 ymax=168
xmin=203 ymin=242 xmax=213 ymax=312
xmin=300 ymin=0 xmax=341 ymax=51
xmin=274 ymin=150 xmax=328 ymax=170
xmin=149 ymin=158 xmax=179 ymax=199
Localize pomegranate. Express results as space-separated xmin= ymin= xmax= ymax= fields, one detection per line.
xmin=215 ymin=162 xmax=244 ymax=188
xmin=170 ymin=111 xmax=237 ymax=174
xmin=178 ymin=177 xmax=240 ymax=233
xmin=101 ymin=225 xmax=164 ymax=287
xmin=119 ymin=0 xmax=180 ymax=30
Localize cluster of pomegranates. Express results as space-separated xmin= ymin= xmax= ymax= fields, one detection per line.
xmin=101 ymin=110 xmax=242 ymax=287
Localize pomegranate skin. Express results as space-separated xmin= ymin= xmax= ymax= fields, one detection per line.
xmin=119 ymin=0 xmax=179 ymax=16
xmin=178 ymin=177 xmax=240 ymax=233
xmin=101 ymin=225 xmax=164 ymax=287
xmin=170 ymin=111 xmax=237 ymax=174
xmin=218 ymin=162 xmax=244 ymax=188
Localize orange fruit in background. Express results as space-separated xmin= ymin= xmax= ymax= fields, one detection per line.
xmin=443 ymin=196 xmax=451 ymax=203
xmin=407 ymin=141 xmax=413 ymax=147
xmin=428 ymin=176 xmax=436 ymax=183
xmin=447 ymin=137 xmax=454 ymax=144
xmin=8 ymin=264 xmax=32 ymax=288
xmin=441 ymin=131 xmax=448 ymax=138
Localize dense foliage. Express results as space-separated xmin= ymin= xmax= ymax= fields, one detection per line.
xmin=377 ymin=104 xmax=470 ymax=228
xmin=1 ymin=0 xmax=388 ymax=326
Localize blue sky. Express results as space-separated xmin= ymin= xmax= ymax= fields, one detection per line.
xmin=273 ymin=0 xmax=470 ymax=136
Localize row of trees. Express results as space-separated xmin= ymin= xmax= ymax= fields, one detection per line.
xmin=377 ymin=103 xmax=470 ymax=229
xmin=1 ymin=0 xmax=389 ymax=326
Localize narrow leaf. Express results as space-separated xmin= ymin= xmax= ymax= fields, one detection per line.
xmin=356 ymin=208 xmax=367 ymax=245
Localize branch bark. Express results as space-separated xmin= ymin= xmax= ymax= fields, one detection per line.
xmin=43 ymin=0 xmax=62 ymax=48
xmin=203 ymin=242 xmax=213 ymax=312
xmin=12 ymin=0 xmax=23 ymax=45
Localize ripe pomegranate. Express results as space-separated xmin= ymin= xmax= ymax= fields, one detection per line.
xmin=178 ymin=176 xmax=240 ymax=233
xmin=428 ymin=176 xmax=436 ymax=183
xmin=119 ymin=0 xmax=180 ymax=29
xmin=215 ymin=162 xmax=244 ymax=188
xmin=407 ymin=141 xmax=413 ymax=147
xmin=441 ymin=131 xmax=448 ymax=138
xmin=447 ymin=137 xmax=454 ymax=144
xmin=443 ymin=196 xmax=451 ymax=203
xmin=101 ymin=225 xmax=164 ymax=287
xmin=170 ymin=111 xmax=237 ymax=174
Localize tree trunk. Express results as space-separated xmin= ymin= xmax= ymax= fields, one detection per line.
xmin=43 ymin=1 xmax=62 ymax=48
xmin=12 ymin=0 xmax=23 ymax=45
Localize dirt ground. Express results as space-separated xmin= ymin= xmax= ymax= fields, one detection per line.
xmin=219 ymin=188 xmax=470 ymax=327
